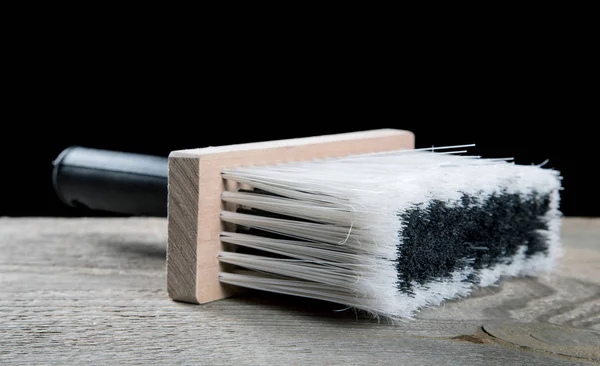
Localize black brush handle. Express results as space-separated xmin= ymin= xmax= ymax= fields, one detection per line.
xmin=52 ymin=146 xmax=168 ymax=217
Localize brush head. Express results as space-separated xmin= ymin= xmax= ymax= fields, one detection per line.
xmin=218 ymin=146 xmax=562 ymax=320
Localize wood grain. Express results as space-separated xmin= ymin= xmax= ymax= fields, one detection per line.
xmin=166 ymin=157 xmax=199 ymax=304
xmin=1 ymin=217 xmax=598 ymax=365
xmin=167 ymin=128 xmax=415 ymax=305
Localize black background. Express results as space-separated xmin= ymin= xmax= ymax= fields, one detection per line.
xmin=2 ymin=25 xmax=596 ymax=218
xmin=3 ymin=119 xmax=595 ymax=218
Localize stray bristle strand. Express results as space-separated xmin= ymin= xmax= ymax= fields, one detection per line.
xmin=217 ymin=147 xmax=562 ymax=320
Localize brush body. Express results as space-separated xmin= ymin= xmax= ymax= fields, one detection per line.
xmin=165 ymin=129 xmax=561 ymax=320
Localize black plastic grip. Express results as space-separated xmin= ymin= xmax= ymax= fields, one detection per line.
xmin=52 ymin=146 xmax=168 ymax=217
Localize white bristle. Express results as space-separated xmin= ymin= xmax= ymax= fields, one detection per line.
xmin=218 ymin=148 xmax=562 ymax=320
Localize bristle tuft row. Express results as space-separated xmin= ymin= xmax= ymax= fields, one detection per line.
xmin=217 ymin=147 xmax=562 ymax=320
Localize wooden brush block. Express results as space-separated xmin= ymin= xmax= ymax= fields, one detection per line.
xmin=166 ymin=129 xmax=415 ymax=304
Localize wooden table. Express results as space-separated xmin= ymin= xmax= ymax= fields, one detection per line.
xmin=1 ymin=217 xmax=598 ymax=365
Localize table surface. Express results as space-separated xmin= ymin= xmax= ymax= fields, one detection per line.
xmin=1 ymin=217 xmax=598 ymax=365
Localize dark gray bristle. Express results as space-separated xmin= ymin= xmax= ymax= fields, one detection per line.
xmin=396 ymin=190 xmax=552 ymax=294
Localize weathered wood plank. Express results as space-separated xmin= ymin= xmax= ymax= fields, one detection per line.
xmin=0 ymin=217 xmax=598 ymax=365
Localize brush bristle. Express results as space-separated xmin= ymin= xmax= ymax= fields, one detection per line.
xmin=217 ymin=147 xmax=562 ymax=320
